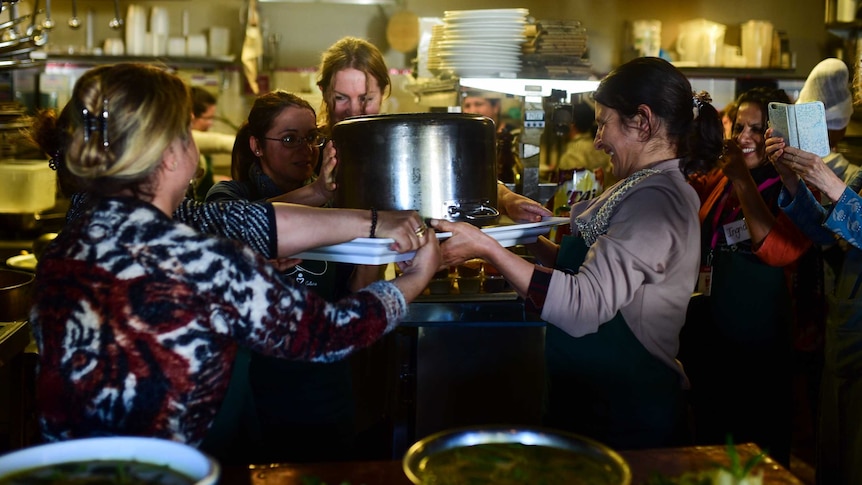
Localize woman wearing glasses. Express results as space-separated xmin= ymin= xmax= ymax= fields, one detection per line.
xmin=206 ymin=90 xmax=369 ymax=463
xmin=206 ymin=91 xmax=327 ymax=205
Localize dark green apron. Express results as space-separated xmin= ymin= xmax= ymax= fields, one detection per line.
xmin=199 ymin=347 xmax=262 ymax=465
xmin=543 ymin=235 xmax=687 ymax=450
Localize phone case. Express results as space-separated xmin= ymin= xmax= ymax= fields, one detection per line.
xmin=767 ymin=101 xmax=830 ymax=157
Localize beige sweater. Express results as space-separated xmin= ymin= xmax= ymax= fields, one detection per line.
xmin=541 ymin=158 xmax=700 ymax=382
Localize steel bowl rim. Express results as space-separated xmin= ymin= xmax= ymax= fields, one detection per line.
xmin=402 ymin=424 xmax=632 ymax=485
xmin=333 ymin=111 xmax=493 ymax=128
xmin=0 ymin=268 xmax=35 ymax=290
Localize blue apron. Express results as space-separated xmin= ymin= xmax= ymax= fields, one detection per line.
xmin=543 ymin=235 xmax=688 ymax=450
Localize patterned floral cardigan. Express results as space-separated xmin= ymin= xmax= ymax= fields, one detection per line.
xmin=32 ymin=196 xmax=406 ymax=446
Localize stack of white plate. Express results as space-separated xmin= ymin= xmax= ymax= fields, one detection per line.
xmin=425 ymin=24 xmax=447 ymax=77
xmin=432 ymin=8 xmax=528 ymax=78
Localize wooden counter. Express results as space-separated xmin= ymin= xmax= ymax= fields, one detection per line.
xmin=222 ymin=442 xmax=803 ymax=485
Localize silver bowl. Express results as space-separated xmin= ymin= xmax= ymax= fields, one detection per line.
xmin=403 ymin=425 xmax=631 ymax=485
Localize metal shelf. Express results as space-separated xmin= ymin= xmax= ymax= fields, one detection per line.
xmin=406 ymin=76 xmax=600 ymax=101
xmin=676 ymin=66 xmax=802 ymax=80
xmin=34 ymin=52 xmax=237 ymax=70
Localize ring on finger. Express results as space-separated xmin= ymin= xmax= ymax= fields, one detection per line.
xmin=414 ymin=225 xmax=427 ymax=238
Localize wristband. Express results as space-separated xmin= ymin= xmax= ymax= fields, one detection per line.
xmin=369 ymin=207 xmax=378 ymax=238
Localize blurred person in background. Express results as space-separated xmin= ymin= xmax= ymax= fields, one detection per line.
xmin=552 ymin=100 xmax=616 ymax=189
xmin=462 ymin=90 xmax=521 ymax=183
xmin=189 ymin=86 xmax=235 ymax=201
xmin=719 ymin=101 xmax=737 ymax=140
xmin=796 ymin=58 xmax=858 ymax=183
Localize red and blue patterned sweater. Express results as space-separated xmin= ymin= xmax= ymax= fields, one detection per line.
xmin=31 ymin=196 xmax=405 ymax=446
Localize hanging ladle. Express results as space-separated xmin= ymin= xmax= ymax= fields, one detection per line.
xmin=108 ymin=0 xmax=122 ymax=30
xmin=41 ymin=0 xmax=55 ymax=30
xmin=68 ymin=0 xmax=80 ymax=29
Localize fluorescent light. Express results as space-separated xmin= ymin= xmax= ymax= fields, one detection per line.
xmin=458 ymin=77 xmax=600 ymax=98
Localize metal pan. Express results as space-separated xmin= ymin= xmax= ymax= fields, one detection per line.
xmin=403 ymin=425 xmax=631 ymax=485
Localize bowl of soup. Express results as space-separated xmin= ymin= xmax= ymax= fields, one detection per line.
xmin=403 ymin=426 xmax=630 ymax=485
xmin=0 ymin=436 xmax=220 ymax=484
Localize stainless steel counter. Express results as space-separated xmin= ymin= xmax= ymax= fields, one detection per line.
xmin=386 ymin=297 xmax=547 ymax=457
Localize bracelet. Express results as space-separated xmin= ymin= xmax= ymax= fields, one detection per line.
xmin=369 ymin=207 xmax=378 ymax=238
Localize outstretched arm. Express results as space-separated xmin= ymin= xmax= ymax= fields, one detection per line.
xmin=497 ymin=182 xmax=552 ymax=222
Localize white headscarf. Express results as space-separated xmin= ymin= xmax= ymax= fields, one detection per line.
xmin=798 ymin=58 xmax=853 ymax=130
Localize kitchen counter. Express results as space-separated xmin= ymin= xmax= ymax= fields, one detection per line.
xmin=221 ymin=442 xmax=803 ymax=484
xmin=383 ymin=298 xmax=545 ymax=456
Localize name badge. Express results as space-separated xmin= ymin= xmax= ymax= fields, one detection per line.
xmin=723 ymin=219 xmax=750 ymax=245
xmin=696 ymin=266 xmax=713 ymax=296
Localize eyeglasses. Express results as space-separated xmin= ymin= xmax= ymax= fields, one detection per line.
xmin=263 ymin=133 xmax=327 ymax=149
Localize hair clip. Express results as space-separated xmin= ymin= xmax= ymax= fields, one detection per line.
xmin=691 ymin=90 xmax=713 ymax=120
xmin=82 ymin=98 xmax=110 ymax=149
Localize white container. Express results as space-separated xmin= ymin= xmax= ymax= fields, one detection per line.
xmin=124 ymin=4 xmax=148 ymax=56
xmin=186 ymin=34 xmax=208 ymax=57
xmin=208 ymin=26 xmax=230 ymax=58
xmin=838 ymin=0 xmax=857 ymax=21
xmin=103 ymin=37 xmax=124 ymax=56
xmin=741 ymin=20 xmax=774 ymax=68
xmin=676 ymin=18 xmax=726 ymax=67
xmin=631 ymin=19 xmax=661 ymax=57
xmin=149 ymin=6 xmax=169 ymax=35
xmin=150 ymin=6 xmax=169 ymax=56
xmin=168 ymin=36 xmax=186 ymax=56
xmin=0 ymin=160 xmax=57 ymax=213
xmin=0 ymin=436 xmax=220 ymax=484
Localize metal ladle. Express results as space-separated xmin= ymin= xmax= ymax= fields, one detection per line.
xmin=68 ymin=0 xmax=80 ymax=29
xmin=41 ymin=0 xmax=54 ymax=30
xmin=108 ymin=0 xmax=122 ymax=30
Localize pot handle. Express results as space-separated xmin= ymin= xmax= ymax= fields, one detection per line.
xmin=464 ymin=203 xmax=499 ymax=221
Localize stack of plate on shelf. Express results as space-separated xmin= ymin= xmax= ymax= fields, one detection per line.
xmin=429 ymin=8 xmax=529 ymax=79
xmin=521 ymin=19 xmax=592 ymax=79
xmin=425 ymin=24 xmax=447 ymax=77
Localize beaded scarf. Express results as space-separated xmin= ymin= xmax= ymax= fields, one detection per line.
xmin=574 ymin=167 xmax=662 ymax=246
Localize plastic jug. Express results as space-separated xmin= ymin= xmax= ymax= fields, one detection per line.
xmin=676 ymin=18 xmax=726 ymax=67
xmin=631 ymin=19 xmax=661 ymax=57
xmin=741 ymin=20 xmax=773 ymax=68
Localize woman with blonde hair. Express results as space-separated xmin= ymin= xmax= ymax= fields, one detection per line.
xmin=316 ymin=36 xmax=390 ymax=135
xmin=27 ymin=63 xmax=440 ymax=457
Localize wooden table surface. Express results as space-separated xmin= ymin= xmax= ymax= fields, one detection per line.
xmin=221 ymin=442 xmax=804 ymax=484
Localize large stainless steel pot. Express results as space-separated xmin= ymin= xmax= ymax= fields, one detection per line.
xmin=332 ymin=113 xmax=499 ymax=225
xmin=0 ymin=269 xmax=34 ymax=321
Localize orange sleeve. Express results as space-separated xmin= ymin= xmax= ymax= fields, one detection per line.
xmin=753 ymin=211 xmax=813 ymax=267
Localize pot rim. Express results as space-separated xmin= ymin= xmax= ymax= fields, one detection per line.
xmin=0 ymin=269 xmax=35 ymax=290
xmin=334 ymin=111 xmax=493 ymax=126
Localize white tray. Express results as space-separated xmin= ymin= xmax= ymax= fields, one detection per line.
xmin=291 ymin=217 xmax=569 ymax=265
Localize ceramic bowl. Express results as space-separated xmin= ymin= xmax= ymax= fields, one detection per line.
xmin=0 ymin=436 xmax=220 ymax=484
